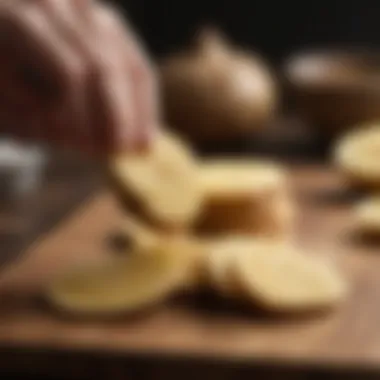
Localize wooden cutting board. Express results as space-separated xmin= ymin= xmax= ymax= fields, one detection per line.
xmin=0 ymin=165 xmax=379 ymax=372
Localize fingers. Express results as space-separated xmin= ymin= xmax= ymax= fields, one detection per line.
xmin=0 ymin=52 xmax=42 ymax=139
xmin=92 ymin=4 xmax=159 ymax=151
xmin=1 ymin=1 xmax=86 ymax=145
xmin=129 ymin=49 xmax=159 ymax=150
xmin=41 ymin=0 xmax=135 ymax=154
xmin=0 ymin=0 xmax=158 ymax=155
xmin=88 ymin=5 xmax=137 ymax=153
xmin=0 ymin=58 xmax=41 ymax=139
xmin=0 ymin=2 xmax=38 ymax=138
xmin=40 ymin=0 xmax=92 ymax=150
xmin=123 ymin=24 xmax=160 ymax=149
xmin=2 ymin=2 xmax=84 ymax=98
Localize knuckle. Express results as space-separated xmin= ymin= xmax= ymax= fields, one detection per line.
xmin=59 ymin=55 xmax=87 ymax=91
xmin=91 ymin=52 xmax=122 ymax=82
xmin=91 ymin=59 xmax=112 ymax=82
xmin=94 ymin=4 xmax=121 ymax=35
xmin=98 ymin=4 xmax=124 ymax=26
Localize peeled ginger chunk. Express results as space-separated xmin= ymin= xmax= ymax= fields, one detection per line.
xmin=232 ymin=244 xmax=347 ymax=312
xmin=334 ymin=125 xmax=380 ymax=188
xmin=196 ymin=159 xmax=294 ymax=237
xmin=110 ymin=132 xmax=202 ymax=230
xmin=48 ymin=242 xmax=192 ymax=316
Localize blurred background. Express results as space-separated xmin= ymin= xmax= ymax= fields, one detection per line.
xmin=108 ymin=0 xmax=380 ymax=157
xmin=117 ymin=0 xmax=380 ymax=63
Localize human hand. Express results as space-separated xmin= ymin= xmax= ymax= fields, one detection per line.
xmin=0 ymin=0 xmax=158 ymax=154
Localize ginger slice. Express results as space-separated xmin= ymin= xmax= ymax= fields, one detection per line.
xmin=352 ymin=196 xmax=380 ymax=237
xmin=203 ymin=240 xmax=237 ymax=296
xmin=202 ymin=237 xmax=291 ymax=297
xmin=118 ymin=215 xmax=205 ymax=290
xmin=232 ymin=244 xmax=347 ymax=312
xmin=47 ymin=242 xmax=192 ymax=316
xmin=334 ymin=125 xmax=380 ymax=189
xmin=199 ymin=159 xmax=286 ymax=199
xmin=110 ymin=132 xmax=203 ymax=230
xmin=196 ymin=159 xmax=295 ymax=238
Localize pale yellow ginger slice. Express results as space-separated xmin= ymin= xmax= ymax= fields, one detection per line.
xmin=199 ymin=159 xmax=285 ymax=199
xmin=110 ymin=132 xmax=203 ymax=231
xmin=334 ymin=125 xmax=380 ymax=189
xmin=47 ymin=242 xmax=192 ymax=316
xmin=232 ymin=244 xmax=347 ymax=312
xmin=196 ymin=159 xmax=295 ymax=238
xmin=118 ymin=215 xmax=205 ymax=290
xmin=352 ymin=196 xmax=380 ymax=237
xmin=202 ymin=237 xmax=291 ymax=297
xmin=203 ymin=239 xmax=238 ymax=296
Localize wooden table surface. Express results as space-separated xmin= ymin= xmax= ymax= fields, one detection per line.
xmin=1 ymin=154 xmax=380 ymax=379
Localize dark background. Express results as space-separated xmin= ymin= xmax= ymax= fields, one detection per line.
xmin=115 ymin=0 xmax=380 ymax=65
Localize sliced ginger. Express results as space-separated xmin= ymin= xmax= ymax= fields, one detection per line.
xmin=196 ymin=159 xmax=295 ymax=238
xmin=202 ymin=237 xmax=285 ymax=296
xmin=48 ymin=241 xmax=193 ymax=316
xmin=334 ymin=125 xmax=380 ymax=189
xmin=231 ymin=243 xmax=347 ymax=312
xmin=110 ymin=132 xmax=203 ymax=231
xmin=48 ymin=230 xmax=347 ymax=316
xmin=352 ymin=196 xmax=380 ymax=237
xmin=115 ymin=211 xmax=345 ymax=315
xmin=117 ymin=214 xmax=205 ymax=290
xmin=199 ymin=159 xmax=286 ymax=199
xmin=203 ymin=239 xmax=238 ymax=296
xmin=200 ymin=237 xmax=347 ymax=312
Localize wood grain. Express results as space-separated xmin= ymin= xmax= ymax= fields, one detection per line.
xmin=0 ymin=165 xmax=379 ymax=373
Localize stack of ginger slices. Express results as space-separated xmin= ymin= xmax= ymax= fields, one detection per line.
xmin=48 ymin=131 xmax=348 ymax=317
